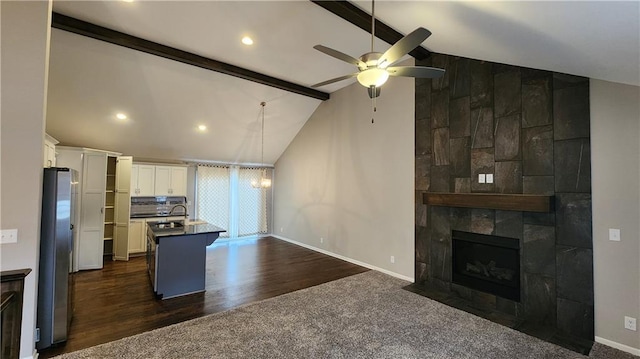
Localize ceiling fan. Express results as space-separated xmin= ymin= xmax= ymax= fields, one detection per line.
xmin=311 ymin=0 xmax=445 ymax=99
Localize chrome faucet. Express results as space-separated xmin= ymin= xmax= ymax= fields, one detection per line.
xmin=169 ymin=204 xmax=189 ymax=218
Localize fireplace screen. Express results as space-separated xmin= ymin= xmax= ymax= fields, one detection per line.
xmin=452 ymin=230 xmax=520 ymax=301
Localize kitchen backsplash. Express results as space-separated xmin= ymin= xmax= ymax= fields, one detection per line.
xmin=130 ymin=196 xmax=187 ymax=217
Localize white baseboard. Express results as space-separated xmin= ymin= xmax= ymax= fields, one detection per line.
xmin=271 ymin=234 xmax=414 ymax=282
xmin=595 ymin=336 xmax=640 ymax=356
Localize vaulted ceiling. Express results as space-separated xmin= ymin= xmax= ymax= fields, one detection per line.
xmin=46 ymin=1 xmax=640 ymax=165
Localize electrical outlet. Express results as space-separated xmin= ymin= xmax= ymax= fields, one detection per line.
xmin=280 ymin=227 xmax=284 ymax=233
xmin=0 ymin=229 xmax=18 ymax=244
xmin=625 ymin=316 xmax=636 ymax=331
xmin=609 ymin=228 xmax=621 ymax=241
xmin=320 ymin=237 xmax=324 ymax=244
xmin=478 ymin=174 xmax=486 ymax=184
xmin=390 ymin=256 xmax=395 ymax=264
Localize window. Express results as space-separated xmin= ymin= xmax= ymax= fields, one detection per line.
xmin=196 ymin=165 xmax=271 ymax=239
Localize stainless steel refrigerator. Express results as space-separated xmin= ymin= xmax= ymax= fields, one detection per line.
xmin=37 ymin=167 xmax=77 ymax=350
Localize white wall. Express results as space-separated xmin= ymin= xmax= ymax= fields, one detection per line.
xmin=0 ymin=1 xmax=52 ymax=358
xmin=591 ymin=79 xmax=640 ymax=352
xmin=273 ymin=68 xmax=415 ymax=280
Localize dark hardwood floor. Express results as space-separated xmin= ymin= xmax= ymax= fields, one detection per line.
xmin=39 ymin=236 xmax=368 ymax=358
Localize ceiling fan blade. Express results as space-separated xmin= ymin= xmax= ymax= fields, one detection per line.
xmin=378 ymin=27 xmax=431 ymax=68
xmin=313 ymin=45 xmax=366 ymax=68
xmin=311 ymin=73 xmax=358 ymax=88
xmin=387 ymin=66 xmax=445 ymax=78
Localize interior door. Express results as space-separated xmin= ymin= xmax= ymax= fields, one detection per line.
xmin=113 ymin=156 xmax=132 ymax=261
xmin=79 ymin=152 xmax=106 ymax=270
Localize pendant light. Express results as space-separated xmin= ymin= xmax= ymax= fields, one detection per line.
xmin=251 ymin=102 xmax=272 ymax=189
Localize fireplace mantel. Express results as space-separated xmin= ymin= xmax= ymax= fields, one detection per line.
xmin=423 ymin=192 xmax=554 ymax=213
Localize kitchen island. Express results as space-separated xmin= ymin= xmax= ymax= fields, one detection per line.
xmin=146 ymin=221 xmax=225 ymax=299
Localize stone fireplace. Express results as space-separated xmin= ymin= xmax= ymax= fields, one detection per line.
xmin=411 ymin=53 xmax=593 ymax=353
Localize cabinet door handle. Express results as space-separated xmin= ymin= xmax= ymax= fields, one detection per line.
xmin=101 ymin=207 xmax=104 ymax=214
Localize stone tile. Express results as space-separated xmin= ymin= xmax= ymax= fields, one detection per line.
xmin=415 ymin=191 xmax=427 ymax=227
xmin=415 ymin=154 xmax=431 ymax=191
xmin=553 ymin=73 xmax=589 ymax=90
xmin=471 ymin=107 xmax=494 ymax=149
xmin=430 ymin=165 xmax=450 ymax=192
xmin=415 ymin=78 xmax=431 ymax=121
xmin=495 ymin=114 xmax=521 ymax=161
xmin=523 ymin=224 xmax=556 ymax=276
xmin=523 ymin=125 xmax=553 ymax=176
xmin=471 ymin=209 xmax=495 ymax=234
xmin=415 ymin=118 xmax=431 ymax=155
xmin=416 ymin=261 xmax=429 ymax=284
xmin=495 ymin=210 xmax=523 ymax=240
xmin=521 ymin=68 xmax=552 ymax=81
xmin=553 ymin=86 xmax=590 ymax=140
xmin=450 ymin=137 xmax=471 ymax=177
xmin=430 ymin=239 xmax=452 ymax=282
xmin=433 ymin=128 xmax=450 ymax=166
xmin=495 ymin=161 xmax=523 ymax=194
xmin=556 ymin=193 xmax=592 ymax=248
xmin=450 ymin=58 xmax=470 ymax=99
xmin=431 ymin=206 xmax=451 ymax=242
xmin=493 ymin=63 xmax=520 ymax=75
xmin=556 ymin=246 xmax=594 ymax=305
xmin=523 ymin=176 xmax=554 ymax=195
xmin=557 ymin=297 xmax=594 ymax=340
xmin=431 ymin=53 xmax=450 ymax=91
xmin=454 ymin=178 xmax=471 ymax=193
xmin=522 ymin=77 xmax=552 ymax=128
xmin=470 ymin=60 xmax=493 ymax=108
xmin=523 ymin=212 xmax=555 ymax=226
xmin=494 ymin=71 xmax=522 ymax=118
xmin=431 ymin=90 xmax=449 ymax=129
xmin=523 ymin=273 xmax=556 ymax=326
xmin=415 ymin=225 xmax=430 ymax=263
xmin=450 ymin=97 xmax=471 ymax=138
xmin=554 ymin=139 xmax=591 ymax=193
xmin=471 ymin=148 xmax=495 ymax=192
xmin=450 ymin=207 xmax=472 ymax=232
xmin=496 ymin=297 xmax=518 ymax=317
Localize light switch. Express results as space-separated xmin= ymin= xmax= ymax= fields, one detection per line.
xmin=0 ymin=229 xmax=18 ymax=244
xmin=486 ymin=174 xmax=494 ymax=184
xmin=609 ymin=228 xmax=621 ymax=241
xmin=478 ymin=174 xmax=486 ymax=184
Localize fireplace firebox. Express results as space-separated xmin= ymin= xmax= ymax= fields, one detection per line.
xmin=452 ymin=230 xmax=520 ymax=301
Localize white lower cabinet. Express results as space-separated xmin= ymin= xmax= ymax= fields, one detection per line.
xmin=128 ymin=219 xmax=146 ymax=254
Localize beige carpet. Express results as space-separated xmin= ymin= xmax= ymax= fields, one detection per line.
xmin=55 ymin=271 xmax=636 ymax=359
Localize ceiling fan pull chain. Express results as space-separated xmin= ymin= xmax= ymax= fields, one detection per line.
xmin=371 ymin=85 xmax=376 ymax=123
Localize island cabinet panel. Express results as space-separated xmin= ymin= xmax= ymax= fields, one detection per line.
xmin=130 ymin=165 xmax=155 ymax=197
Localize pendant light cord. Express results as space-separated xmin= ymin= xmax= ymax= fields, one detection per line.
xmin=260 ymin=102 xmax=266 ymax=168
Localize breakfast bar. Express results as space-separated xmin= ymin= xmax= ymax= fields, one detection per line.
xmin=146 ymin=220 xmax=226 ymax=299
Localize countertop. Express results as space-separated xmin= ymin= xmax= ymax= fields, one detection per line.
xmin=147 ymin=222 xmax=226 ymax=240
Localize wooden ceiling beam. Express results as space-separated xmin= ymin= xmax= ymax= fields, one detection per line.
xmin=311 ymin=0 xmax=432 ymax=60
xmin=51 ymin=13 xmax=330 ymax=101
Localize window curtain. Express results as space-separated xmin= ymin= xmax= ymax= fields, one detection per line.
xmin=238 ymin=167 xmax=268 ymax=236
xmin=196 ymin=165 xmax=230 ymax=238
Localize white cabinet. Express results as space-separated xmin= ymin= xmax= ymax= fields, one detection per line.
xmin=113 ymin=157 xmax=132 ymax=260
xmin=130 ymin=164 xmax=155 ymax=197
xmin=57 ymin=146 xmax=124 ymax=270
xmin=154 ymin=166 xmax=187 ymax=196
xmin=43 ymin=134 xmax=58 ymax=167
xmin=128 ymin=219 xmax=146 ymax=254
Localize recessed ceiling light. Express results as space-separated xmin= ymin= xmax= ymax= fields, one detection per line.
xmin=241 ymin=36 xmax=254 ymax=46
xmin=116 ymin=113 xmax=127 ymax=120
xmin=122 ymin=0 xmax=134 ymax=3
xmin=198 ymin=125 xmax=207 ymax=131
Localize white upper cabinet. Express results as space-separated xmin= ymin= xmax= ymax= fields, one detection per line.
xmin=43 ymin=134 xmax=58 ymax=167
xmin=154 ymin=166 xmax=187 ymax=196
xmin=130 ymin=164 xmax=155 ymax=197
